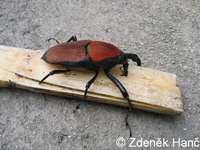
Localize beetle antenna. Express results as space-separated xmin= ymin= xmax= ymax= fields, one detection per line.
xmin=126 ymin=53 xmax=141 ymax=66
xmin=46 ymin=38 xmax=60 ymax=44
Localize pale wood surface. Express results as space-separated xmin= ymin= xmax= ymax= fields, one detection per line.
xmin=0 ymin=45 xmax=183 ymax=115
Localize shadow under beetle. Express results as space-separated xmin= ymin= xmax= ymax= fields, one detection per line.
xmin=39 ymin=36 xmax=141 ymax=137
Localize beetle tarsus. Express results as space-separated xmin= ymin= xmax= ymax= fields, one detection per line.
xmin=73 ymin=106 xmax=80 ymax=113
xmin=125 ymin=103 xmax=133 ymax=137
xmin=121 ymin=63 xmax=129 ymax=76
xmin=39 ymin=69 xmax=71 ymax=84
xmin=104 ymin=70 xmax=133 ymax=137
xmin=119 ymin=66 xmax=127 ymax=76
xmin=126 ymin=118 xmax=132 ymax=137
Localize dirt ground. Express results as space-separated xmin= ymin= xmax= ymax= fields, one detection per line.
xmin=0 ymin=0 xmax=200 ymax=149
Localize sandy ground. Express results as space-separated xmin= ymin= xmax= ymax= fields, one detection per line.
xmin=0 ymin=0 xmax=200 ymax=149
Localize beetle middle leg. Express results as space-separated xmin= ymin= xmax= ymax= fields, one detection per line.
xmin=104 ymin=70 xmax=133 ymax=137
xmin=73 ymin=70 xmax=99 ymax=113
xmin=39 ymin=69 xmax=71 ymax=84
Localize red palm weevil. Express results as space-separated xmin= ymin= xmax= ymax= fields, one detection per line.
xmin=39 ymin=36 xmax=141 ymax=137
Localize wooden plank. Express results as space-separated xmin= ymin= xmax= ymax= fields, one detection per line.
xmin=0 ymin=45 xmax=183 ymax=115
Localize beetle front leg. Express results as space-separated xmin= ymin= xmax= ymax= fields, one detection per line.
xmin=39 ymin=69 xmax=71 ymax=84
xmin=104 ymin=70 xmax=133 ymax=137
xmin=120 ymin=63 xmax=129 ymax=77
xmin=73 ymin=70 xmax=99 ymax=113
xmin=66 ymin=35 xmax=77 ymax=42
xmin=126 ymin=53 xmax=141 ymax=66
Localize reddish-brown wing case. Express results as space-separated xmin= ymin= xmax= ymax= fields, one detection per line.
xmin=88 ymin=41 xmax=121 ymax=62
xmin=42 ymin=40 xmax=92 ymax=63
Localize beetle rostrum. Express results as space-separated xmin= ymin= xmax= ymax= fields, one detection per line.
xmin=39 ymin=35 xmax=141 ymax=137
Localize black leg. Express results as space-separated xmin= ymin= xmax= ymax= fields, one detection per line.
xmin=126 ymin=53 xmax=141 ymax=66
xmin=104 ymin=70 xmax=133 ymax=137
xmin=66 ymin=35 xmax=77 ymax=42
xmin=46 ymin=38 xmax=60 ymax=44
xmin=39 ymin=69 xmax=71 ymax=84
xmin=73 ymin=70 xmax=99 ymax=113
xmin=120 ymin=63 xmax=129 ymax=77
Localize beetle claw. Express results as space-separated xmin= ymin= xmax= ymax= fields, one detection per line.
xmin=119 ymin=65 xmax=128 ymax=76
xmin=73 ymin=106 xmax=79 ymax=113
xmin=119 ymin=66 xmax=124 ymax=76
xmin=121 ymin=72 xmax=126 ymax=76
xmin=120 ymin=71 xmax=128 ymax=76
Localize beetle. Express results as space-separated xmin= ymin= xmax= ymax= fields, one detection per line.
xmin=39 ymin=36 xmax=141 ymax=136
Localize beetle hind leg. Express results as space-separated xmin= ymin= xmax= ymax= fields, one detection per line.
xmin=39 ymin=69 xmax=71 ymax=84
xmin=104 ymin=70 xmax=133 ymax=137
xmin=126 ymin=53 xmax=141 ymax=66
xmin=73 ymin=70 xmax=99 ymax=113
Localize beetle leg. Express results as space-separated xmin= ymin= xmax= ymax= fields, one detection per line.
xmin=73 ymin=70 xmax=99 ymax=113
xmin=46 ymin=38 xmax=60 ymax=44
xmin=119 ymin=66 xmax=124 ymax=74
xmin=104 ymin=70 xmax=133 ymax=137
xmin=126 ymin=53 xmax=141 ymax=66
xmin=66 ymin=35 xmax=77 ymax=42
xmin=121 ymin=63 xmax=129 ymax=77
xmin=39 ymin=69 xmax=71 ymax=84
